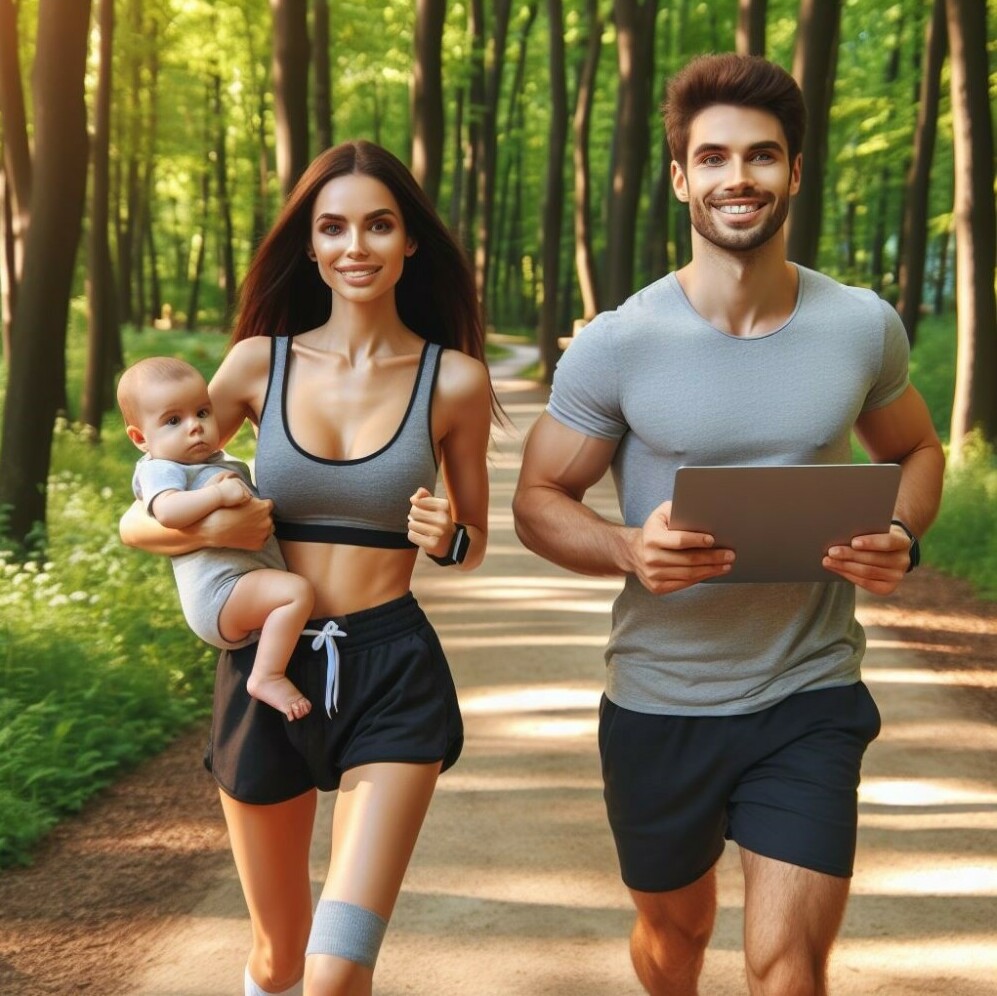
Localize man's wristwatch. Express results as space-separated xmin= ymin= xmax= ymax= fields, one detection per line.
xmin=428 ymin=523 xmax=470 ymax=566
xmin=890 ymin=518 xmax=920 ymax=573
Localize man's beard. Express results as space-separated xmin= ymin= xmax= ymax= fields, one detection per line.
xmin=688 ymin=190 xmax=791 ymax=253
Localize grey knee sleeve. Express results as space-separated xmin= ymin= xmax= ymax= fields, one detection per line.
xmin=244 ymin=964 xmax=302 ymax=996
xmin=305 ymin=899 xmax=388 ymax=969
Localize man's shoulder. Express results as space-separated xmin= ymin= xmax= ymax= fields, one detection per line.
xmin=799 ymin=266 xmax=887 ymax=313
xmin=579 ymin=274 xmax=676 ymax=342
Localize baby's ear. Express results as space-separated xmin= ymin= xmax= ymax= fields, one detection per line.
xmin=126 ymin=425 xmax=150 ymax=452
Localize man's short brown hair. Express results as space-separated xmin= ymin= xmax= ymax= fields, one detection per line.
xmin=664 ymin=53 xmax=806 ymax=167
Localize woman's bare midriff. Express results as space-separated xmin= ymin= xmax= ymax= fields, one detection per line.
xmin=279 ymin=540 xmax=420 ymax=617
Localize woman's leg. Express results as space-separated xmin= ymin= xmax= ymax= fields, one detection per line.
xmin=305 ymin=761 xmax=442 ymax=996
xmin=219 ymin=788 xmax=318 ymax=993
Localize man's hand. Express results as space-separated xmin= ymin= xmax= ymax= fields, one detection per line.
xmin=628 ymin=500 xmax=734 ymax=594
xmin=822 ymin=523 xmax=911 ymax=595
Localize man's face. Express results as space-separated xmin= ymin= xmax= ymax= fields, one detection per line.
xmin=671 ymin=104 xmax=801 ymax=254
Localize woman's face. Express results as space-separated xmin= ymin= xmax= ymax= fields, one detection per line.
xmin=307 ymin=172 xmax=417 ymax=303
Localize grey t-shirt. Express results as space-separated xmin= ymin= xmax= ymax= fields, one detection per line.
xmin=547 ymin=265 xmax=909 ymax=715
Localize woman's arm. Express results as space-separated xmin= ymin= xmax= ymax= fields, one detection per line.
xmin=408 ymin=351 xmax=492 ymax=571
xmin=120 ymin=494 xmax=275 ymax=555
xmin=208 ymin=336 xmax=271 ymax=447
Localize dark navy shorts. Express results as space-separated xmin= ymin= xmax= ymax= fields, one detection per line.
xmin=599 ymin=681 xmax=881 ymax=892
xmin=204 ymin=593 xmax=463 ymax=804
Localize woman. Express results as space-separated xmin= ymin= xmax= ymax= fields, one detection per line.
xmin=121 ymin=140 xmax=495 ymax=995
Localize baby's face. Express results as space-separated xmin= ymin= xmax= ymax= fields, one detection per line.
xmin=132 ymin=374 xmax=221 ymax=463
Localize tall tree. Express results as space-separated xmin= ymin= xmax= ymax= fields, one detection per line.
xmin=572 ymin=0 xmax=602 ymax=320
xmin=786 ymin=0 xmax=842 ymax=269
xmin=736 ymin=0 xmax=767 ymax=56
xmin=539 ymin=0 xmax=568 ymax=382
xmin=271 ymin=0 xmax=311 ymax=197
xmin=313 ymin=0 xmax=332 ymax=151
xmin=212 ymin=69 xmax=238 ymax=319
xmin=490 ymin=0 xmax=538 ymax=323
xmin=82 ymin=0 xmax=121 ymax=438
xmin=605 ymin=0 xmax=658 ymax=308
xmin=459 ymin=0 xmax=485 ymax=254
xmin=0 ymin=0 xmax=31 ymax=357
xmin=411 ymin=0 xmax=446 ymax=203
xmin=474 ymin=0 xmax=513 ymax=313
xmin=0 ymin=0 xmax=92 ymax=546
xmin=896 ymin=0 xmax=946 ymax=343
xmin=945 ymin=0 xmax=997 ymax=457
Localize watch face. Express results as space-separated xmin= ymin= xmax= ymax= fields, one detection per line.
xmin=452 ymin=525 xmax=470 ymax=564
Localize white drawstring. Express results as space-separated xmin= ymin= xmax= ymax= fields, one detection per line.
xmin=302 ymin=621 xmax=348 ymax=716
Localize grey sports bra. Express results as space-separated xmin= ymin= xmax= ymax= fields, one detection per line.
xmin=254 ymin=335 xmax=442 ymax=548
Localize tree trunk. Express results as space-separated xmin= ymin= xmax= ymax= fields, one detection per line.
xmin=460 ymin=0 xmax=485 ymax=256
xmin=786 ymin=0 xmax=842 ymax=269
xmin=539 ymin=0 xmax=568 ymax=383
xmin=1 ymin=168 xmax=14 ymax=361
xmin=271 ymin=0 xmax=310 ymax=198
xmin=736 ymin=0 xmax=767 ymax=56
xmin=411 ymin=0 xmax=446 ymax=204
xmin=896 ymin=0 xmax=946 ymax=343
xmin=448 ymin=85 xmax=465 ymax=232
xmin=312 ymin=0 xmax=332 ymax=151
xmin=573 ymin=0 xmax=602 ymax=319
xmin=212 ymin=71 xmax=237 ymax=319
xmin=0 ymin=0 xmax=92 ymax=546
xmin=0 ymin=0 xmax=32 ymax=343
xmin=489 ymin=0 xmax=539 ymax=322
xmin=82 ymin=0 xmax=120 ymax=438
xmin=932 ymin=225 xmax=949 ymax=316
xmin=946 ymin=0 xmax=997 ymax=457
xmin=605 ymin=0 xmax=658 ymax=309
xmin=474 ymin=0 xmax=513 ymax=318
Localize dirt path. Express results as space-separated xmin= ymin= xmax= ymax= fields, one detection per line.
xmin=2 ymin=373 xmax=995 ymax=995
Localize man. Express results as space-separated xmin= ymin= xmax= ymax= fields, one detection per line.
xmin=512 ymin=53 xmax=944 ymax=996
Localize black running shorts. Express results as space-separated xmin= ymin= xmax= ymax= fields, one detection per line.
xmin=599 ymin=681 xmax=882 ymax=892
xmin=204 ymin=593 xmax=464 ymax=804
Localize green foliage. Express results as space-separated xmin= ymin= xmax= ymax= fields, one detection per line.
xmin=0 ymin=323 xmax=221 ymax=868
xmin=928 ymin=433 xmax=997 ymax=597
xmin=0 ymin=452 xmax=215 ymax=867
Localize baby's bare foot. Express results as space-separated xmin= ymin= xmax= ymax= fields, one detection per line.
xmin=246 ymin=673 xmax=312 ymax=721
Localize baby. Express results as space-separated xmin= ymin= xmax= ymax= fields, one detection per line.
xmin=116 ymin=356 xmax=314 ymax=721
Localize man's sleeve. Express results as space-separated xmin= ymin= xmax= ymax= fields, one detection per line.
xmin=863 ymin=300 xmax=911 ymax=411
xmin=546 ymin=317 xmax=627 ymax=441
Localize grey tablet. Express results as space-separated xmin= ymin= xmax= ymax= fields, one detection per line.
xmin=669 ymin=464 xmax=902 ymax=583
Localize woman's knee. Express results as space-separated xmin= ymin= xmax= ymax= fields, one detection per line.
xmin=250 ymin=920 xmax=309 ymax=992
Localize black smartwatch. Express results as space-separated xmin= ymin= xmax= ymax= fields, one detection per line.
xmin=429 ymin=523 xmax=470 ymax=566
xmin=890 ymin=518 xmax=920 ymax=573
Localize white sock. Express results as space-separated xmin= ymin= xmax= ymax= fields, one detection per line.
xmin=244 ymin=964 xmax=303 ymax=996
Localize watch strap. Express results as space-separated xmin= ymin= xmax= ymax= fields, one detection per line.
xmin=428 ymin=523 xmax=469 ymax=566
xmin=890 ymin=518 xmax=920 ymax=573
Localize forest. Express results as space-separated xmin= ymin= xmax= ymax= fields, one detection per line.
xmin=0 ymin=0 xmax=994 ymax=548
xmin=0 ymin=0 xmax=995 ymax=868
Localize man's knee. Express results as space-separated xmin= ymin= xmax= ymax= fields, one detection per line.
xmin=744 ymin=939 xmax=830 ymax=996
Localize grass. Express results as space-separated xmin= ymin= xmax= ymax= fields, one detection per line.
xmin=0 ymin=303 xmax=994 ymax=868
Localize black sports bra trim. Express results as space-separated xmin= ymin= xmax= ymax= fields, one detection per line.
xmin=279 ymin=337 xmax=435 ymax=467
xmin=274 ymin=521 xmax=416 ymax=549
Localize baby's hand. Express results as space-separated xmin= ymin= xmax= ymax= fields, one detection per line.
xmin=210 ymin=473 xmax=252 ymax=507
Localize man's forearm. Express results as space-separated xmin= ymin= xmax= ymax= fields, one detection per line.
xmin=892 ymin=442 xmax=945 ymax=539
xmin=512 ymin=484 xmax=636 ymax=578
